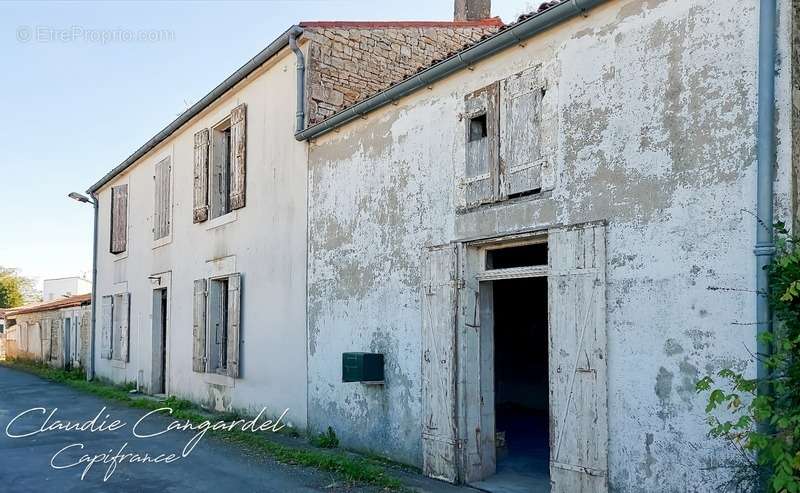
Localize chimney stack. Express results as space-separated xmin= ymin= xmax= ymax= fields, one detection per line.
xmin=454 ymin=0 xmax=491 ymax=21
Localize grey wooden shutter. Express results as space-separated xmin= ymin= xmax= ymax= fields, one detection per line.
xmin=226 ymin=273 xmax=241 ymax=378
xmin=41 ymin=319 xmax=52 ymax=362
xmin=461 ymin=83 xmax=499 ymax=208
xmin=116 ymin=293 xmax=130 ymax=362
xmin=548 ymin=222 xmax=608 ymax=493
xmin=421 ymin=244 xmax=460 ymax=483
xmin=101 ymin=295 xmax=113 ymax=359
xmin=193 ymin=129 xmax=210 ymax=223
xmin=154 ymin=156 xmax=171 ymax=240
xmin=110 ymin=184 xmax=128 ymax=254
xmin=49 ymin=318 xmax=59 ymax=362
xmin=193 ymin=279 xmax=207 ymax=372
xmin=500 ymin=67 xmax=545 ymax=198
xmin=229 ymin=104 xmax=247 ymax=210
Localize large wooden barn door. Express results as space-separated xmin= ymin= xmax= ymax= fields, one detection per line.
xmin=421 ymin=244 xmax=460 ymax=483
xmin=548 ymin=222 xmax=609 ymax=493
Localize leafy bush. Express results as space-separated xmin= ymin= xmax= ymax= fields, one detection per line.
xmin=696 ymin=223 xmax=800 ymax=492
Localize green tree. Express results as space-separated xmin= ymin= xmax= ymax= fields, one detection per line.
xmin=0 ymin=267 xmax=38 ymax=308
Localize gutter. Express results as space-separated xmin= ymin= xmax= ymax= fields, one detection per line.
xmin=87 ymin=26 xmax=297 ymax=194
xmin=755 ymin=0 xmax=777 ymax=415
xmin=294 ymin=0 xmax=610 ymax=141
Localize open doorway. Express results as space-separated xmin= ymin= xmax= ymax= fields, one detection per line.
xmin=152 ymin=287 xmax=168 ymax=395
xmin=471 ymin=241 xmax=550 ymax=493
xmin=492 ymin=277 xmax=549 ymax=491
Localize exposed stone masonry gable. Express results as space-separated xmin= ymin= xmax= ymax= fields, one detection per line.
xmin=302 ymin=22 xmax=502 ymax=124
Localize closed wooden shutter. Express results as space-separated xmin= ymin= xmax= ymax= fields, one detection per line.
xmin=461 ymin=83 xmax=499 ymax=208
xmin=421 ymin=244 xmax=460 ymax=483
xmin=49 ymin=318 xmax=59 ymax=362
xmin=101 ymin=295 xmax=113 ymax=359
xmin=229 ymin=104 xmax=247 ymax=210
xmin=192 ymin=279 xmax=207 ymax=372
xmin=193 ymin=129 xmax=210 ymax=223
xmin=115 ymin=293 xmax=130 ymax=362
xmin=226 ymin=273 xmax=241 ymax=378
xmin=500 ymin=67 xmax=545 ymax=198
xmin=548 ymin=222 xmax=608 ymax=493
xmin=110 ymin=184 xmax=128 ymax=254
xmin=154 ymin=156 xmax=171 ymax=240
xmin=41 ymin=319 xmax=52 ymax=361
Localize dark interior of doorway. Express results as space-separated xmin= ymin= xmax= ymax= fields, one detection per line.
xmin=156 ymin=288 xmax=168 ymax=394
xmin=493 ymin=276 xmax=549 ymax=491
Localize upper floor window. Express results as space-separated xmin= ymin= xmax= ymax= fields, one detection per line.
xmin=110 ymin=184 xmax=128 ymax=254
xmin=192 ymin=103 xmax=247 ymax=224
xmin=153 ymin=156 xmax=172 ymax=240
xmin=458 ymin=66 xmax=555 ymax=210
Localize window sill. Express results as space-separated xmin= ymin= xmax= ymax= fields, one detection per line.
xmin=112 ymin=250 xmax=129 ymax=261
xmin=456 ymin=189 xmax=553 ymax=215
xmin=203 ymin=372 xmax=235 ymax=387
xmin=205 ymin=211 xmax=238 ymax=231
xmin=152 ymin=235 xmax=172 ymax=250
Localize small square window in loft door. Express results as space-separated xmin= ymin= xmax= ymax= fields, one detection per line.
xmin=462 ymin=82 xmax=499 ymax=208
xmin=469 ymin=114 xmax=487 ymax=141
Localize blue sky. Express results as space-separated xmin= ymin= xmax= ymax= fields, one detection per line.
xmin=0 ymin=0 xmax=532 ymax=289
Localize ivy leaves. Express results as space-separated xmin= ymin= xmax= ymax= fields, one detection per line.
xmin=696 ymin=224 xmax=800 ymax=492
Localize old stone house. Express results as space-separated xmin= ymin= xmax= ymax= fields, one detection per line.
xmin=4 ymin=293 xmax=91 ymax=370
xmin=83 ymin=0 xmax=798 ymax=491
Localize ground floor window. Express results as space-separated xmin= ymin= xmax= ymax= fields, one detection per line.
xmin=193 ymin=273 xmax=241 ymax=378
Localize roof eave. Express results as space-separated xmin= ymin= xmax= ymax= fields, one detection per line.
xmin=294 ymin=0 xmax=610 ymax=142
xmin=87 ymin=26 xmax=298 ymax=194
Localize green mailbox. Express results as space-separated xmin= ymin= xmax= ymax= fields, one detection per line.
xmin=342 ymin=352 xmax=384 ymax=383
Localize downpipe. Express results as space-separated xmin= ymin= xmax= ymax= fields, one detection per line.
xmin=288 ymin=26 xmax=306 ymax=133
xmin=755 ymin=7 xmax=777 ymax=487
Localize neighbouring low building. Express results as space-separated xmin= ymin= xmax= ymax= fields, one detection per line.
xmin=3 ymin=294 xmax=91 ymax=370
xmin=42 ymin=276 xmax=92 ymax=302
xmin=81 ymin=0 xmax=800 ymax=491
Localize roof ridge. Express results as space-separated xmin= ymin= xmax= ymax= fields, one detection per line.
xmin=299 ymin=18 xmax=504 ymax=28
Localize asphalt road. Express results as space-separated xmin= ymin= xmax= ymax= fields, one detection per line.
xmin=0 ymin=366 xmax=372 ymax=492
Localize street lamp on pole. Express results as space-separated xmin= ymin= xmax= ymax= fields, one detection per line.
xmin=68 ymin=192 xmax=92 ymax=204
xmin=68 ymin=191 xmax=98 ymax=381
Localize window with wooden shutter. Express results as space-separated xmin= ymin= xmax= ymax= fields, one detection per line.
xmin=461 ymin=83 xmax=499 ymax=208
xmin=500 ymin=67 xmax=556 ymax=197
xmin=210 ymin=120 xmax=231 ymax=219
xmin=111 ymin=293 xmax=130 ymax=362
xmin=198 ymin=274 xmax=241 ymax=378
xmin=101 ymin=295 xmax=113 ymax=359
xmin=154 ymin=156 xmax=171 ymax=240
xmin=229 ymin=104 xmax=246 ymax=210
xmin=192 ymin=279 xmax=207 ymax=372
xmin=193 ymin=129 xmax=210 ymax=223
xmin=226 ymin=273 xmax=241 ymax=378
xmin=110 ymin=184 xmax=128 ymax=254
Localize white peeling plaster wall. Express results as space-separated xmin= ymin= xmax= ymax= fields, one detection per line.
xmin=307 ymin=0 xmax=794 ymax=490
xmin=93 ymin=47 xmax=309 ymax=428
